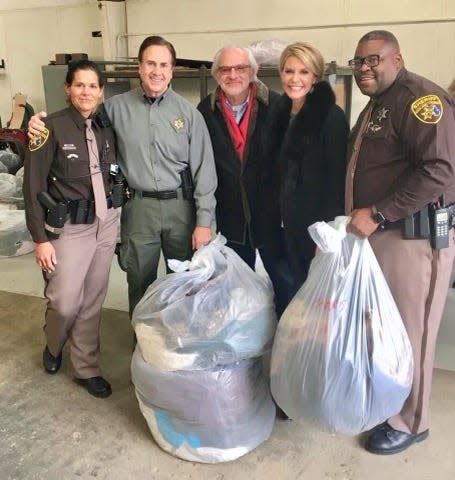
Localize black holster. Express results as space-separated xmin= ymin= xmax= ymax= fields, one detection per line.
xmin=37 ymin=192 xmax=68 ymax=239
xmin=110 ymin=169 xmax=128 ymax=206
xmin=179 ymin=166 xmax=194 ymax=200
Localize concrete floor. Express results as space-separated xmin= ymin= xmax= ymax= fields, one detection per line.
xmin=1 ymin=254 xmax=455 ymax=480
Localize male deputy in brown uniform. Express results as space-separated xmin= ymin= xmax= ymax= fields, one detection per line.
xmin=346 ymin=30 xmax=455 ymax=454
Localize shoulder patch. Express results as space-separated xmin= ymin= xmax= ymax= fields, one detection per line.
xmin=411 ymin=95 xmax=443 ymax=124
xmin=28 ymin=127 xmax=50 ymax=152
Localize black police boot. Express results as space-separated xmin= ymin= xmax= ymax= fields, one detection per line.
xmin=365 ymin=422 xmax=429 ymax=455
xmin=43 ymin=346 xmax=62 ymax=374
xmin=74 ymin=376 xmax=112 ymax=398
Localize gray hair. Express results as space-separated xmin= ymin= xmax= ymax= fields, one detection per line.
xmin=211 ymin=45 xmax=258 ymax=80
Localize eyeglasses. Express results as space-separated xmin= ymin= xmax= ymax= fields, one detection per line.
xmin=348 ymin=55 xmax=381 ymax=69
xmin=217 ymin=64 xmax=250 ymax=75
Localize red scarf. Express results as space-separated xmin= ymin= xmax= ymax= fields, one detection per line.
xmin=220 ymin=83 xmax=256 ymax=161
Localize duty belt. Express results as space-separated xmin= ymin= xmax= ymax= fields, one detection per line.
xmin=381 ymin=219 xmax=403 ymax=230
xmin=67 ymin=195 xmax=116 ymax=211
xmin=131 ymin=188 xmax=179 ymax=200
xmin=66 ymin=195 xmax=116 ymax=224
xmin=382 ymin=203 xmax=455 ymax=231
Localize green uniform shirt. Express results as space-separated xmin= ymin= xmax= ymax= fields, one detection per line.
xmin=104 ymin=87 xmax=217 ymax=227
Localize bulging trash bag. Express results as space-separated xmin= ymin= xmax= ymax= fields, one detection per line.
xmin=270 ymin=216 xmax=413 ymax=435
xmin=131 ymin=348 xmax=275 ymax=463
xmin=0 ymin=172 xmax=24 ymax=209
xmin=248 ymin=39 xmax=288 ymax=66
xmin=132 ymin=234 xmax=277 ymax=370
xmin=0 ymin=173 xmax=17 ymax=198
xmin=0 ymin=209 xmax=34 ymax=257
xmin=0 ymin=149 xmax=21 ymax=174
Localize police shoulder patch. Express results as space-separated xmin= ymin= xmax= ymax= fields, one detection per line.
xmin=28 ymin=127 xmax=50 ymax=152
xmin=411 ymin=95 xmax=443 ymax=124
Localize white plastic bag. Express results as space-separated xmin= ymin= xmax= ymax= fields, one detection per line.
xmin=132 ymin=234 xmax=277 ymax=370
xmin=248 ymin=39 xmax=289 ymax=66
xmin=270 ymin=216 xmax=413 ymax=434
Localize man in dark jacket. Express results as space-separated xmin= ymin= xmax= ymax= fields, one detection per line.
xmin=198 ymin=45 xmax=292 ymax=315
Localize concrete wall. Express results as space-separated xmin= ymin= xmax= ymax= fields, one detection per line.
xmin=124 ymin=0 xmax=455 ymax=122
xmin=0 ymin=0 xmax=454 ymax=123
xmin=0 ymin=0 xmax=103 ymax=122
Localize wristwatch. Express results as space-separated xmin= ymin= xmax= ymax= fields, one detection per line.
xmin=371 ymin=206 xmax=386 ymax=226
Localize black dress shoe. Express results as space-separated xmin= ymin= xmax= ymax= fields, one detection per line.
xmin=43 ymin=346 xmax=62 ymax=374
xmin=74 ymin=376 xmax=112 ymax=398
xmin=365 ymin=422 xmax=429 ymax=455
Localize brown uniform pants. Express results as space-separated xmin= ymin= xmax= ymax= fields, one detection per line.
xmin=43 ymin=208 xmax=119 ymax=378
xmin=369 ymin=228 xmax=455 ymax=434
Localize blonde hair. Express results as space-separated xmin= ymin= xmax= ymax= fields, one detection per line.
xmin=279 ymin=42 xmax=325 ymax=81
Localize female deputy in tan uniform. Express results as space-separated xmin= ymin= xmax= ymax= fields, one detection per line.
xmin=23 ymin=60 xmax=121 ymax=398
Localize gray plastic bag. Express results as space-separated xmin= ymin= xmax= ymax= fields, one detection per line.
xmin=131 ymin=348 xmax=275 ymax=463
xmin=132 ymin=235 xmax=277 ymax=370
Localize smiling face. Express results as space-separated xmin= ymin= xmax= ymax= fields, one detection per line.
xmin=280 ymin=55 xmax=317 ymax=113
xmin=139 ymin=44 xmax=174 ymax=98
xmin=64 ymin=68 xmax=103 ymax=117
xmin=215 ymin=48 xmax=255 ymax=105
xmin=353 ymin=39 xmax=403 ymax=97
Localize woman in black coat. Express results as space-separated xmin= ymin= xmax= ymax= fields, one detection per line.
xmin=263 ymin=42 xmax=349 ymax=305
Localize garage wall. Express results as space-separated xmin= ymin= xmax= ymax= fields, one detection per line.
xmin=0 ymin=15 xmax=11 ymax=127
xmin=0 ymin=0 xmax=454 ymax=123
xmin=0 ymin=0 xmax=103 ymax=122
xmin=124 ymin=0 xmax=455 ymax=121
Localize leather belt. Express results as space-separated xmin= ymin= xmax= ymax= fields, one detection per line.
xmin=131 ymin=189 xmax=178 ymax=200
xmin=382 ymin=219 xmax=402 ymax=230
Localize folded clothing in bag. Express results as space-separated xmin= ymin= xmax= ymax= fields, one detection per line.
xmin=271 ymin=216 xmax=413 ymax=435
xmin=131 ymin=348 xmax=275 ymax=463
xmin=132 ymin=235 xmax=277 ymax=370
